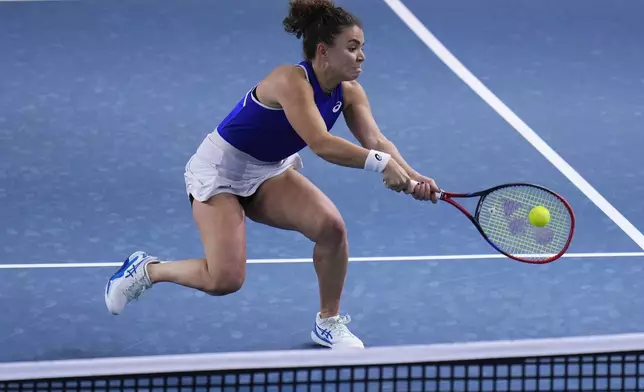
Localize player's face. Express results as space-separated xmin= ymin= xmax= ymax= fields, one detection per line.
xmin=326 ymin=25 xmax=365 ymax=80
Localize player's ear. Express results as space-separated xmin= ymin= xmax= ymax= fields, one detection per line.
xmin=316 ymin=42 xmax=329 ymax=58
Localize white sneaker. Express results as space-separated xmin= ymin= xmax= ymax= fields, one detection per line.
xmin=311 ymin=312 xmax=364 ymax=349
xmin=105 ymin=251 xmax=158 ymax=315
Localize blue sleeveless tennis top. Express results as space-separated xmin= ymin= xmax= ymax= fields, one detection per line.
xmin=216 ymin=61 xmax=344 ymax=162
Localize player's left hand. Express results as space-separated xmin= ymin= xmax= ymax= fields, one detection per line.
xmin=409 ymin=174 xmax=441 ymax=203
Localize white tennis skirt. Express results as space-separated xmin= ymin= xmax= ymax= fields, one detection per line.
xmin=184 ymin=130 xmax=303 ymax=202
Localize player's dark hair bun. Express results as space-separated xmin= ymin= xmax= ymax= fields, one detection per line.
xmin=283 ymin=0 xmax=361 ymax=60
xmin=283 ymin=0 xmax=332 ymax=39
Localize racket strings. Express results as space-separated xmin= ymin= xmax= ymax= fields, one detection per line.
xmin=477 ymin=185 xmax=572 ymax=261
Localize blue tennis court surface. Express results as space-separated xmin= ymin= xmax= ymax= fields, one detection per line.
xmin=1 ymin=0 xmax=643 ymax=364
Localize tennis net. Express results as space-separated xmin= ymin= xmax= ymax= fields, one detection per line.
xmin=1 ymin=332 xmax=644 ymax=391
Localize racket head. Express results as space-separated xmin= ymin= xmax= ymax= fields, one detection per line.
xmin=463 ymin=183 xmax=575 ymax=264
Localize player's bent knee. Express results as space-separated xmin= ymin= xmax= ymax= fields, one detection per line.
xmin=202 ymin=266 xmax=245 ymax=296
xmin=316 ymin=212 xmax=347 ymax=245
xmin=202 ymin=276 xmax=244 ymax=296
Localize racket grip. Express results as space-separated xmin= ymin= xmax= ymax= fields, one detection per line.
xmin=406 ymin=180 xmax=443 ymax=202
xmin=406 ymin=180 xmax=419 ymax=194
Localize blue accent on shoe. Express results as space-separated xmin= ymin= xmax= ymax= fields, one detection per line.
xmin=313 ymin=322 xmax=333 ymax=345
xmin=105 ymin=252 xmax=145 ymax=295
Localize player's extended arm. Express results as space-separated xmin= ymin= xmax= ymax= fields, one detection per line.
xmin=273 ymin=66 xmax=389 ymax=172
xmin=342 ymin=80 xmax=421 ymax=178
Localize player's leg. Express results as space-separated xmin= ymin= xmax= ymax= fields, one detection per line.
xmin=104 ymin=193 xmax=247 ymax=315
xmin=243 ymin=168 xmax=363 ymax=349
xmin=147 ymin=194 xmax=247 ymax=294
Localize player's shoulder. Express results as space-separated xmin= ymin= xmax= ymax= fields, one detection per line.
xmin=258 ymin=64 xmax=312 ymax=105
xmin=266 ymin=64 xmax=309 ymax=87
xmin=341 ymin=80 xmax=367 ymax=107
xmin=341 ymin=80 xmax=362 ymax=94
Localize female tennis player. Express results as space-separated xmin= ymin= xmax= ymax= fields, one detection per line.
xmin=105 ymin=0 xmax=440 ymax=349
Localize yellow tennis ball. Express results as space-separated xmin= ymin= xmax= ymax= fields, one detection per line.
xmin=529 ymin=206 xmax=550 ymax=227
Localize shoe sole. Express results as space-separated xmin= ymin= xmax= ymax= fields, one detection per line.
xmin=310 ymin=331 xmax=364 ymax=349
xmin=310 ymin=331 xmax=332 ymax=348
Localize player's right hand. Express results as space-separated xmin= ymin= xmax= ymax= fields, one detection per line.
xmin=382 ymin=159 xmax=411 ymax=193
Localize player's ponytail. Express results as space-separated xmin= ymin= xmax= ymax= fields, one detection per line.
xmin=283 ymin=0 xmax=361 ymax=60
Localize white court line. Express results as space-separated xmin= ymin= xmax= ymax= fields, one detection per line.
xmin=383 ymin=0 xmax=644 ymax=251
xmin=0 ymin=0 xmax=76 ymax=2
xmin=0 ymin=252 xmax=642 ymax=269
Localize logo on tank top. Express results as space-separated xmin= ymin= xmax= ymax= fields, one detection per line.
xmin=332 ymin=101 xmax=342 ymax=113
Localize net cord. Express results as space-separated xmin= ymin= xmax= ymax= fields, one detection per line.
xmin=2 ymin=332 xmax=644 ymax=382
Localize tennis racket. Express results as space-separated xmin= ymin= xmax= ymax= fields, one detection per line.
xmin=408 ymin=180 xmax=575 ymax=264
